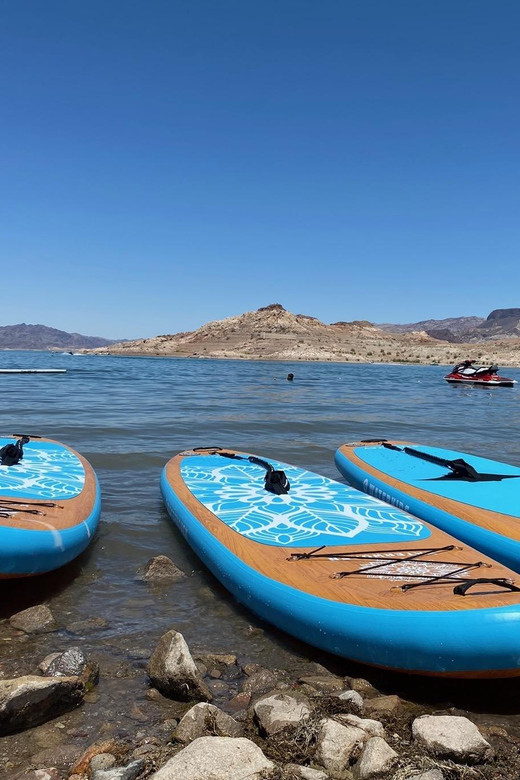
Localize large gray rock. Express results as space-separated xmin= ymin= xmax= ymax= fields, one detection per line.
xmin=354 ymin=736 xmax=398 ymax=779
xmin=90 ymin=754 xmax=117 ymax=771
xmin=412 ymin=715 xmax=493 ymax=763
xmin=349 ymin=679 xmax=378 ymax=696
xmin=175 ymin=702 xmax=243 ymax=743
xmin=298 ymin=675 xmax=345 ymax=693
xmin=0 ymin=675 xmax=84 ymax=735
xmin=254 ymin=692 xmax=311 ymax=735
xmin=241 ymin=668 xmax=280 ymax=695
xmin=149 ymin=736 xmax=274 ymax=779
xmin=44 ymin=646 xmax=99 ymax=687
xmin=148 ymin=630 xmax=211 ymax=702
xmin=9 ymin=605 xmax=57 ymax=634
xmin=338 ymin=714 xmax=385 ymax=738
xmin=91 ymin=760 xmax=145 ymax=780
xmin=139 ymin=556 xmax=186 ymax=582
xmin=363 ymin=695 xmax=401 ymax=718
xmin=38 ymin=653 xmax=61 ymax=674
xmin=337 ymin=690 xmax=364 ymax=714
xmin=285 ymin=765 xmax=330 ymax=779
xmin=316 ymin=718 xmax=368 ymax=778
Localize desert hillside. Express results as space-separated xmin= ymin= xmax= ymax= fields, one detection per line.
xmin=0 ymin=323 xmax=119 ymax=350
xmin=86 ymin=304 xmax=520 ymax=366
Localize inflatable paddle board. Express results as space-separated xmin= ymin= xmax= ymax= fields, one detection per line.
xmin=0 ymin=435 xmax=100 ymax=577
xmin=161 ymin=447 xmax=520 ymax=678
xmin=0 ymin=369 xmax=66 ymax=374
xmin=335 ymin=441 xmax=520 ymax=574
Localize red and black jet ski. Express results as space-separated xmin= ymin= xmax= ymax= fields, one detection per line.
xmin=444 ymin=360 xmax=516 ymax=387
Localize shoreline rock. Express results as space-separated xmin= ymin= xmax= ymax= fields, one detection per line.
xmin=1 ymin=601 xmax=517 ymax=780
xmin=147 ymin=630 xmax=212 ymax=702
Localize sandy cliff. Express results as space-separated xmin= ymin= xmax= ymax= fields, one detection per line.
xmin=85 ymin=304 xmax=520 ymax=366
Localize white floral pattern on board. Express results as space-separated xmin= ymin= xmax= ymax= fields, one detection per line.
xmin=181 ymin=456 xmax=431 ymax=547
xmin=0 ymin=440 xmax=85 ymax=500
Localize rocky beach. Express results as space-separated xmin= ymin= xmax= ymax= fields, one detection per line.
xmin=2 ymin=554 xmax=520 ymax=780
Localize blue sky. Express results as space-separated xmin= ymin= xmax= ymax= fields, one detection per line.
xmin=1 ymin=1 xmax=519 ymax=338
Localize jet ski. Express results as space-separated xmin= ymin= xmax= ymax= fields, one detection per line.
xmin=444 ymin=360 xmax=516 ymax=387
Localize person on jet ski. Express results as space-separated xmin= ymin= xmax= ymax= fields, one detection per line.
xmin=452 ymin=359 xmax=477 ymax=375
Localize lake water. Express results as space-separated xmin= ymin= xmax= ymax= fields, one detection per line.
xmin=2 ymin=350 xmax=520 ymax=745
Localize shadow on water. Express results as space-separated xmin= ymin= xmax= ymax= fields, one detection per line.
xmin=0 ymin=544 xmax=98 ymax=619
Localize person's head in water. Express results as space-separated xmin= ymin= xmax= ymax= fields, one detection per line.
xmin=287 ymin=373 xmax=294 ymax=381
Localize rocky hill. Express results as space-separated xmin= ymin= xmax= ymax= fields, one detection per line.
xmin=378 ymin=316 xmax=485 ymax=339
xmin=0 ymin=323 xmax=119 ymax=351
xmin=379 ymin=308 xmax=520 ymax=343
xmin=86 ymin=303 xmax=520 ymax=366
xmin=466 ymin=309 xmax=520 ymax=341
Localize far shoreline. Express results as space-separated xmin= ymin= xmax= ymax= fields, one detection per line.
xmin=71 ymin=350 xmax=461 ymax=368
xmin=2 ymin=347 xmax=519 ymax=370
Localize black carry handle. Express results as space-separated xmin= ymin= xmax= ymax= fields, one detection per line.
xmin=403 ymin=447 xmax=481 ymax=480
xmin=382 ymin=443 xmax=518 ymax=483
xmin=453 ymin=578 xmax=520 ymax=596
xmin=382 ymin=441 xmax=470 ymax=470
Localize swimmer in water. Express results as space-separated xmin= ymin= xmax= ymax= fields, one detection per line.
xmin=287 ymin=373 xmax=294 ymax=381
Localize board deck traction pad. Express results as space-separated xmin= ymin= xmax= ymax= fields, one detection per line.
xmin=352 ymin=444 xmax=520 ymax=518
xmin=181 ymin=454 xmax=432 ymax=547
xmin=0 ymin=438 xmax=85 ymax=500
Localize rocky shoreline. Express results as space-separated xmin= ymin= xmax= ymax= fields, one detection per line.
xmin=1 ymin=556 xmax=519 ymax=780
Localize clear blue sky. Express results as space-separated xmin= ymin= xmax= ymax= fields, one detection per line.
xmin=1 ymin=1 xmax=519 ymax=338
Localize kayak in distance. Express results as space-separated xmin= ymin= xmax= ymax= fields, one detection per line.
xmin=0 ymin=434 xmax=100 ymax=577
xmin=161 ymin=447 xmax=520 ymax=679
xmin=335 ymin=440 xmax=520 ymax=575
xmin=444 ymin=359 xmax=516 ymax=387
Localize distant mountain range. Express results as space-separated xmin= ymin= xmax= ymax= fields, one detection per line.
xmin=379 ymin=309 xmax=520 ymax=343
xmin=3 ymin=306 xmax=520 ymax=357
xmin=85 ymin=303 xmax=520 ymax=366
xmin=0 ymin=324 xmax=120 ymax=350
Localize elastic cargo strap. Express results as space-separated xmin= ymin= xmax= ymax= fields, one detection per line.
xmin=212 ymin=451 xmax=290 ymax=495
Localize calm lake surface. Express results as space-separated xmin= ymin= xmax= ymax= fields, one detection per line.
xmin=2 ymin=350 xmax=520 ymax=737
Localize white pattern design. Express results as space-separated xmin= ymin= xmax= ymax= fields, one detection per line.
xmin=182 ymin=456 xmax=431 ymax=547
xmin=0 ymin=440 xmax=85 ymax=500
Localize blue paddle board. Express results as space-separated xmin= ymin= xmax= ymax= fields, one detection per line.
xmin=0 ymin=435 xmax=101 ymax=577
xmin=336 ymin=441 xmax=520 ymax=574
xmin=161 ymin=447 xmax=520 ymax=678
